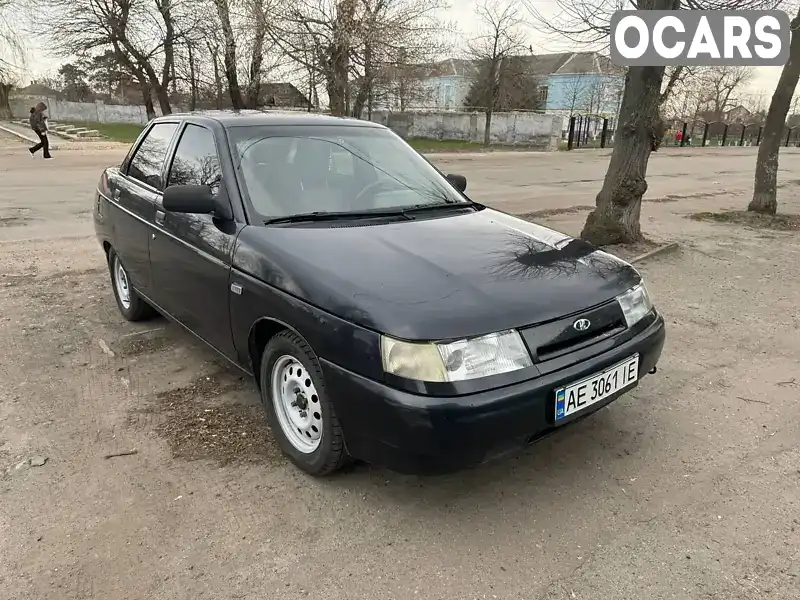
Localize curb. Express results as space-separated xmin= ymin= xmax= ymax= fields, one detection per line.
xmin=0 ymin=122 xmax=61 ymax=149
xmin=629 ymin=242 xmax=680 ymax=264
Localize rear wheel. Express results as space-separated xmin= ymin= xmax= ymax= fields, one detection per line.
xmin=259 ymin=330 xmax=350 ymax=476
xmin=107 ymin=249 xmax=156 ymax=321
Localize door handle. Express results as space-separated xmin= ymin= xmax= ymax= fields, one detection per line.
xmin=155 ymin=210 xmax=165 ymax=225
xmin=112 ymin=189 xmax=121 ymax=201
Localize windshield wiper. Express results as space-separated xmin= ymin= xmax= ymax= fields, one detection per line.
xmin=264 ymin=209 xmax=409 ymax=225
xmin=401 ymin=202 xmax=475 ymax=214
xmin=263 ymin=203 xmax=477 ymax=225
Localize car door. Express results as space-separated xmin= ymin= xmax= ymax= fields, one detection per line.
xmin=148 ymin=122 xmax=239 ymax=359
xmin=110 ymin=122 xmax=179 ymax=297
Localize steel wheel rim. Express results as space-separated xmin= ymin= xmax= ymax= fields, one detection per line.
xmin=114 ymin=257 xmax=131 ymax=310
xmin=270 ymin=355 xmax=323 ymax=453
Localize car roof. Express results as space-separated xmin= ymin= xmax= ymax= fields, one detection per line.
xmin=154 ymin=109 xmax=386 ymax=129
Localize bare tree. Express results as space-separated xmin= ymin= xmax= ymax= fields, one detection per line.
xmin=39 ymin=0 xmax=191 ymax=117
xmin=749 ymin=7 xmax=800 ymax=215
xmin=266 ymin=0 xmax=357 ymax=115
xmin=245 ymin=0 xmax=268 ymax=108
xmin=213 ymin=0 xmax=245 ymax=109
xmin=696 ymin=66 xmax=754 ymax=120
xmin=350 ymin=0 xmax=450 ymax=118
xmin=659 ymin=68 xmax=704 ymax=121
xmin=266 ymin=0 xmax=448 ymax=116
xmin=586 ymin=78 xmax=605 ymax=115
xmin=375 ymin=59 xmax=432 ymax=112
xmin=465 ymin=56 xmax=545 ymax=113
xmin=527 ymin=0 xmax=778 ymax=245
xmin=560 ymin=71 xmax=590 ymax=116
xmin=467 ymin=0 xmax=527 ymax=146
xmin=0 ymin=0 xmax=25 ymax=118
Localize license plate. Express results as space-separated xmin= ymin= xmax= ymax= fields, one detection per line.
xmin=555 ymin=354 xmax=639 ymax=421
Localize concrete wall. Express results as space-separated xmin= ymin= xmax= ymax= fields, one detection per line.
xmin=8 ymin=95 xmax=560 ymax=149
xmin=9 ymin=95 xmax=169 ymax=125
xmin=371 ymin=110 xmax=560 ymax=149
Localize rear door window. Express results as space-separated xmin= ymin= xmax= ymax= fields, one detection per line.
xmin=127 ymin=123 xmax=179 ymax=190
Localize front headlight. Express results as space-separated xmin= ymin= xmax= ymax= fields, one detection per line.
xmin=616 ymin=282 xmax=654 ymax=327
xmin=381 ymin=329 xmax=533 ymax=382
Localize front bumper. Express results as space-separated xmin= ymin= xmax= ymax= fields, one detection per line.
xmin=322 ymin=313 xmax=666 ymax=475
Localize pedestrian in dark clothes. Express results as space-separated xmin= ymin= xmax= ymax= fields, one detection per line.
xmin=28 ymin=102 xmax=53 ymax=159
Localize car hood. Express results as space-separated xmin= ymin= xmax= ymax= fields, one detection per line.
xmin=234 ymin=207 xmax=641 ymax=340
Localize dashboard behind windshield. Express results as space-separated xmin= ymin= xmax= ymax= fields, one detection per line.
xmin=227 ymin=125 xmax=468 ymax=220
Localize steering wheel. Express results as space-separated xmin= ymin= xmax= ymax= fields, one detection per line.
xmin=353 ymin=179 xmax=395 ymax=207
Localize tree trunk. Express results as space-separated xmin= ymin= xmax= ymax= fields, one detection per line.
xmin=327 ymin=77 xmax=347 ymax=116
xmin=352 ymin=88 xmax=367 ymax=119
xmin=580 ymin=64 xmax=666 ymax=245
xmin=0 ymin=83 xmax=13 ymax=119
xmin=140 ymin=82 xmax=156 ymax=121
xmin=579 ymin=0 xmax=676 ymax=245
xmin=144 ymin=95 xmax=156 ymax=121
xmin=483 ymin=110 xmax=492 ymax=146
xmin=308 ymin=71 xmax=314 ymax=112
xmin=749 ymin=8 xmax=800 ymax=215
xmin=328 ymin=0 xmax=353 ymax=116
xmin=246 ymin=0 xmax=266 ymax=109
xmin=152 ymin=85 xmax=172 ymax=115
xmin=187 ymin=43 xmax=197 ymax=111
xmin=352 ymin=43 xmax=373 ymax=119
xmin=326 ymin=40 xmax=348 ymax=116
xmin=215 ymin=0 xmax=245 ymax=110
xmin=207 ymin=43 xmax=223 ymax=110
xmin=155 ymin=0 xmax=176 ymax=100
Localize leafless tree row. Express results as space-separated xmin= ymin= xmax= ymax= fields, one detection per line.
xmin=661 ymin=67 xmax=755 ymax=123
xmin=15 ymin=0 xmax=453 ymax=119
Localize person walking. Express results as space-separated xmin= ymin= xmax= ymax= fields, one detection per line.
xmin=28 ymin=102 xmax=53 ymax=159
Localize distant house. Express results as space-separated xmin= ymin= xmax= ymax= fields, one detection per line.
xmin=365 ymin=59 xmax=476 ymax=112
xmin=12 ymin=83 xmax=65 ymax=101
xmin=415 ymin=59 xmax=477 ymax=111
xmin=531 ymin=52 xmax=625 ymax=116
xmin=259 ymin=83 xmax=311 ymax=109
xmin=723 ymin=105 xmax=752 ymax=124
xmin=382 ymin=52 xmax=624 ymax=121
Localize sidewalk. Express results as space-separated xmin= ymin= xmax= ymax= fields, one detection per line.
xmin=0 ymin=121 xmax=63 ymax=149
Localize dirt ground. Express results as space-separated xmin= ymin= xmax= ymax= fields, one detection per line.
xmin=2 ymin=128 xmax=800 ymax=600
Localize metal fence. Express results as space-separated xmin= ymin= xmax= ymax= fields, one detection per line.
xmin=563 ymin=116 xmax=800 ymax=151
xmin=564 ymin=115 xmax=618 ymax=150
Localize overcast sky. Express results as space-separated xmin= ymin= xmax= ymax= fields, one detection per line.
xmin=15 ymin=0 xmax=785 ymax=99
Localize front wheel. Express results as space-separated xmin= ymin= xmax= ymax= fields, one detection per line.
xmin=259 ymin=330 xmax=351 ymax=476
xmin=107 ymin=249 xmax=156 ymax=321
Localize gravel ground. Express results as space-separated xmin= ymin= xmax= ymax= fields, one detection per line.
xmin=2 ymin=128 xmax=800 ymax=600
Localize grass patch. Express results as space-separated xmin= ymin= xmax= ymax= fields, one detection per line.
xmin=407 ymin=138 xmax=486 ymax=152
xmin=61 ymin=121 xmax=144 ymax=143
xmin=689 ymin=210 xmax=800 ymax=231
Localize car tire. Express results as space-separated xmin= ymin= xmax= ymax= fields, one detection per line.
xmin=259 ymin=330 xmax=351 ymax=476
xmin=107 ymin=249 xmax=156 ymax=322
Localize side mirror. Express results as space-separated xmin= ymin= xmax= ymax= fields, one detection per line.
xmin=163 ymin=184 xmax=217 ymax=215
xmin=446 ymin=173 xmax=467 ymax=193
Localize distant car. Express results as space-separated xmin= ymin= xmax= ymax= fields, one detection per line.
xmin=93 ymin=110 xmax=665 ymax=476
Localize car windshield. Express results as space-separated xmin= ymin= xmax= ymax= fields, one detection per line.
xmin=228 ymin=125 xmax=468 ymax=220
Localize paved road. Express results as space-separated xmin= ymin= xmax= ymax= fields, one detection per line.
xmin=2 ymin=129 xmax=800 ymax=600
xmin=1 ymin=127 xmax=795 ymax=242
